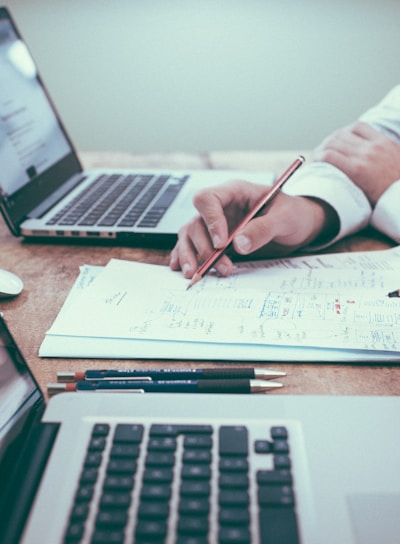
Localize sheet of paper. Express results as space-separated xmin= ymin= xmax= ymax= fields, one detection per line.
xmin=40 ymin=247 xmax=400 ymax=361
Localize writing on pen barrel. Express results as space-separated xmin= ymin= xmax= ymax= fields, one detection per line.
xmin=187 ymin=155 xmax=305 ymax=289
xmin=388 ymin=289 xmax=400 ymax=298
xmin=48 ymin=379 xmax=283 ymax=395
xmin=57 ymin=367 xmax=287 ymax=383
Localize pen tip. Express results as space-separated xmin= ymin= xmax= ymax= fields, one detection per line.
xmin=251 ymin=379 xmax=283 ymax=392
xmin=254 ymin=368 xmax=287 ymax=379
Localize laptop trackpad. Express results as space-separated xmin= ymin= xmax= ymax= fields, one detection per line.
xmin=348 ymin=493 xmax=400 ymax=544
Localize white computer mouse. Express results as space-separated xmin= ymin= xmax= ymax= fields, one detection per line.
xmin=0 ymin=269 xmax=24 ymax=298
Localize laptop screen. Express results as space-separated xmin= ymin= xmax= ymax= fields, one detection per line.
xmin=0 ymin=8 xmax=82 ymax=234
xmin=0 ymin=315 xmax=43 ymax=474
xmin=0 ymin=315 xmax=47 ymax=543
xmin=0 ymin=15 xmax=71 ymax=198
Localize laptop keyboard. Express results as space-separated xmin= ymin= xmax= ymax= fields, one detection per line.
xmin=46 ymin=173 xmax=188 ymax=229
xmin=63 ymin=421 xmax=300 ymax=543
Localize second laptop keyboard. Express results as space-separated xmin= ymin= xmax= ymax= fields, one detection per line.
xmin=46 ymin=173 xmax=188 ymax=229
xmin=64 ymin=421 xmax=300 ymax=544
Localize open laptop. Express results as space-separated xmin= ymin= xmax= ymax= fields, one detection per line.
xmin=1 ymin=313 xmax=400 ymax=544
xmin=0 ymin=6 xmax=274 ymax=247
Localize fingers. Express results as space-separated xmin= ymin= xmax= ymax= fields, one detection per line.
xmin=169 ymin=186 xmax=331 ymax=278
xmin=192 ymin=180 xmax=255 ymax=248
xmin=169 ymin=216 xmax=233 ymax=278
xmin=169 ymin=180 xmax=266 ymax=278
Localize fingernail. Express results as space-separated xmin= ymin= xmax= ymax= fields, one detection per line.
xmin=235 ymin=234 xmax=252 ymax=253
xmin=182 ymin=263 xmax=192 ymax=276
xmin=212 ymin=234 xmax=221 ymax=248
xmin=216 ymin=262 xmax=229 ymax=276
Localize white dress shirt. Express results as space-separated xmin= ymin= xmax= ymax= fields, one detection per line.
xmin=285 ymin=84 xmax=400 ymax=248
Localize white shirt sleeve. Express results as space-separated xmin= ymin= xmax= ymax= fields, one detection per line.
xmin=360 ymin=85 xmax=400 ymax=242
xmin=370 ymin=180 xmax=400 ymax=243
xmin=359 ymin=85 xmax=400 ymax=145
xmin=283 ymin=85 xmax=400 ymax=250
xmin=283 ymin=161 xmax=371 ymax=250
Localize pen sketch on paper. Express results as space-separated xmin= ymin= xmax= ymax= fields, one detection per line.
xmin=44 ymin=248 xmax=400 ymax=356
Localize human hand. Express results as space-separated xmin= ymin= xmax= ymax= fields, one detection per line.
xmin=313 ymin=121 xmax=400 ymax=205
xmin=169 ymin=179 xmax=338 ymax=278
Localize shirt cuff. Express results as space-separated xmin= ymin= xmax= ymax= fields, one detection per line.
xmin=370 ymin=180 xmax=400 ymax=243
xmin=283 ymin=161 xmax=372 ymax=249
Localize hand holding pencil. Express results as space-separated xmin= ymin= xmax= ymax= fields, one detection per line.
xmin=187 ymin=156 xmax=305 ymax=288
xmin=170 ymin=156 xmax=332 ymax=282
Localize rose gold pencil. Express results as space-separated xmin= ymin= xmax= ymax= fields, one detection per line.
xmin=187 ymin=155 xmax=305 ymax=290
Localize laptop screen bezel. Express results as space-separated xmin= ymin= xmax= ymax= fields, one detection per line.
xmin=0 ymin=7 xmax=83 ymax=235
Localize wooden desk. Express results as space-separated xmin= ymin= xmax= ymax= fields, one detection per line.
xmin=1 ymin=151 xmax=398 ymax=399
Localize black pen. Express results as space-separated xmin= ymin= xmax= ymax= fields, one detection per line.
xmin=48 ymin=379 xmax=283 ymax=395
xmin=57 ymin=367 xmax=287 ymax=382
xmin=388 ymin=289 xmax=400 ymax=298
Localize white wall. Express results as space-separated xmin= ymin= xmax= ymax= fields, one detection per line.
xmin=4 ymin=0 xmax=400 ymax=153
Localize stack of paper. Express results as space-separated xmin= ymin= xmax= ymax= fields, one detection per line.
xmin=39 ymin=247 xmax=400 ymax=362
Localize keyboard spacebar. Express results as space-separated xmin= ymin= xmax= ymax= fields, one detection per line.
xmin=259 ymin=508 xmax=299 ymax=544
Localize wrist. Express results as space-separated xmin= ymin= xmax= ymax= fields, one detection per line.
xmin=305 ymin=197 xmax=340 ymax=246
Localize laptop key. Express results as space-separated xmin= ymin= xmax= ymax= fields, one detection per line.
xmin=219 ymin=426 xmax=248 ymax=456
xmin=219 ymin=458 xmax=248 ymax=472
xmin=64 ymin=521 xmax=85 ymax=542
xmin=219 ymin=489 xmax=249 ymax=507
xmin=99 ymin=492 xmax=131 ymax=509
xmin=219 ymin=525 xmax=251 ymax=543
xmin=257 ymin=469 xmax=293 ymax=485
xmin=274 ymin=454 xmax=291 ymax=469
xmin=219 ymin=507 xmax=250 ymax=525
xmin=110 ymin=444 xmax=140 ymax=458
xmin=177 ymin=515 xmax=209 ymax=534
xmin=180 ymin=481 xmax=210 ymax=497
xmin=113 ymin=423 xmax=143 ymax=443
xmin=138 ymin=501 xmax=170 ymax=520
xmin=145 ymin=451 xmax=176 ymax=467
xmin=91 ymin=528 xmax=125 ymax=543
xmin=135 ymin=519 xmax=168 ymax=539
xmin=259 ymin=507 xmax=299 ymax=544
xmin=258 ymin=485 xmax=295 ymax=507
xmin=95 ymin=509 xmax=127 ymax=528
xmin=107 ymin=458 xmax=137 ymax=474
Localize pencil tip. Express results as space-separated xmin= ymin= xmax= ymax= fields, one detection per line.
xmin=186 ymin=273 xmax=202 ymax=291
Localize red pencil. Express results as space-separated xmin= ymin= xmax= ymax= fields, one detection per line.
xmin=187 ymin=155 xmax=305 ymax=289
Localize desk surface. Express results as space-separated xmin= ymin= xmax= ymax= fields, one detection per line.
xmin=1 ymin=150 xmax=399 ymax=399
